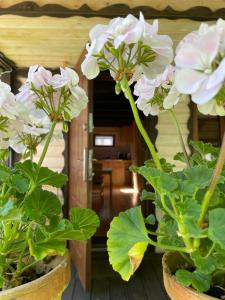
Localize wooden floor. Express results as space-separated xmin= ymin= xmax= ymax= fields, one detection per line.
xmin=62 ymin=253 xmax=169 ymax=300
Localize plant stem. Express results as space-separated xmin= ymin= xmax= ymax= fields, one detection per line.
xmin=198 ymin=132 xmax=225 ymax=225
xmin=205 ymin=242 xmax=216 ymax=258
xmin=123 ymin=82 xmax=162 ymax=170
xmin=148 ymin=237 xmax=191 ymax=253
xmin=169 ymin=109 xmax=190 ymax=168
xmin=179 ymin=252 xmax=194 ymax=265
xmin=37 ymin=121 xmax=57 ymax=168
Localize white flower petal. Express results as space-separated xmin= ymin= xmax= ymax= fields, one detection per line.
xmin=163 ymin=86 xmax=180 ymax=109
xmin=192 ymin=79 xmax=222 ymax=104
xmin=81 ymin=56 xmax=100 ymax=80
xmin=175 ymin=69 xmax=207 ymax=94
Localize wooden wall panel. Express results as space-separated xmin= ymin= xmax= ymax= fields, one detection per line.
xmin=156 ymin=97 xmax=190 ymax=170
xmin=0 ymin=0 xmax=224 ymax=11
xmin=0 ymin=16 xmax=215 ymax=68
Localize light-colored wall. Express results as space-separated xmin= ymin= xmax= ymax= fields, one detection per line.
xmin=0 ymin=14 xmax=219 ymax=186
xmin=156 ymin=97 xmax=190 ymax=170
xmin=0 ymin=16 xmax=214 ymax=68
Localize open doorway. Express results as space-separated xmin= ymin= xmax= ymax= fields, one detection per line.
xmin=91 ymin=71 xmax=152 ymax=247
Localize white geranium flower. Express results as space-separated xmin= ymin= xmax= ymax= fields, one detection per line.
xmin=0 ymin=81 xmax=19 ymax=119
xmin=134 ymin=65 xmax=180 ymax=116
xmin=50 ymin=67 xmax=79 ymax=89
xmin=174 ymin=19 xmax=225 ymax=115
xmin=8 ymin=109 xmax=50 ymax=154
xmin=28 ymin=65 xmax=53 ymax=88
xmin=198 ymin=99 xmax=225 ymax=116
xmin=67 ymin=86 xmax=88 ymax=119
xmin=81 ymin=13 xmax=173 ymax=84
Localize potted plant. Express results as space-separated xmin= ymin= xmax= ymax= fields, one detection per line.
xmin=81 ymin=13 xmax=225 ymax=299
xmin=0 ymin=66 xmax=99 ymax=299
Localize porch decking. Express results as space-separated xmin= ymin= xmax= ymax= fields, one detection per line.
xmin=62 ymin=253 xmax=169 ymax=300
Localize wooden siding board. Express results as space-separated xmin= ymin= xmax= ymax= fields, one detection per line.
xmin=0 ymin=16 xmax=216 ymax=68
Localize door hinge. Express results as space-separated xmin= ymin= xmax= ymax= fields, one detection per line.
xmin=88 ymin=112 xmax=94 ymax=133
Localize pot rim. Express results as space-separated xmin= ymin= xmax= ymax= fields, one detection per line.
xmin=0 ymin=249 xmax=70 ymax=296
xmin=162 ymin=251 xmax=219 ymax=300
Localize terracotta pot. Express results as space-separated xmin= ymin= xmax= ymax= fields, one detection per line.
xmin=0 ymin=251 xmax=71 ymax=300
xmin=162 ymin=252 xmax=218 ymax=300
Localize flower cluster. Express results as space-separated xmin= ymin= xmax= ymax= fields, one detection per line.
xmin=175 ymin=19 xmax=225 ymax=115
xmin=134 ymin=65 xmax=181 ymax=115
xmin=0 ymin=66 xmax=88 ymax=156
xmin=82 ymin=15 xmax=225 ymax=117
xmin=81 ymin=13 xmax=173 ymax=82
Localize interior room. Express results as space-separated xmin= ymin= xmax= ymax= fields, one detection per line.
xmin=91 ymin=71 xmax=146 ymax=240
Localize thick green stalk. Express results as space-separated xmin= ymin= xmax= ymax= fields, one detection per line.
xmin=37 ymin=121 xmax=57 ymax=168
xmin=198 ymin=132 xmax=225 ymax=225
xmin=148 ymin=237 xmax=191 ymax=253
xmin=123 ymin=83 xmax=162 ymax=170
xmin=169 ymin=109 xmax=190 ymax=168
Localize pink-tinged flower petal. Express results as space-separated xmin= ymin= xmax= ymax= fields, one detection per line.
xmin=134 ymin=75 xmax=155 ymax=99
xmin=175 ymin=44 xmax=205 ymax=70
xmin=207 ymin=57 xmax=225 ymax=89
xmin=198 ymin=31 xmax=220 ymax=64
xmin=163 ymin=85 xmax=180 ymax=109
xmin=175 ymin=69 xmax=207 ymax=94
xmin=81 ymin=56 xmax=100 ymax=79
xmin=192 ymin=79 xmax=222 ymax=104
xmin=89 ymin=24 xmax=108 ymax=41
xmin=28 ymin=65 xmax=38 ymax=80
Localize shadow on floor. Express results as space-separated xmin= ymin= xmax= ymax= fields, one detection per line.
xmin=62 ymin=253 xmax=169 ymax=300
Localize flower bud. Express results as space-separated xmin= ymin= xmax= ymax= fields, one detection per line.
xmin=115 ymin=82 xmax=121 ymax=95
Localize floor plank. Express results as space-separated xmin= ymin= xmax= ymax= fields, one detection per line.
xmin=91 ymin=278 xmax=110 ymax=300
xmin=62 ymin=253 xmax=169 ymax=300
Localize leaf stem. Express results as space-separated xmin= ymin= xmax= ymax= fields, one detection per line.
xmin=198 ymin=132 xmax=225 ymax=225
xmin=205 ymin=242 xmax=216 ymax=258
xmin=169 ymin=109 xmax=190 ymax=168
xmin=123 ymin=81 xmax=162 ymax=170
xmin=148 ymin=237 xmax=191 ymax=253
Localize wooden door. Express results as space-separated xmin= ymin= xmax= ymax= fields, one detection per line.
xmin=68 ymin=68 xmax=93 ymax=290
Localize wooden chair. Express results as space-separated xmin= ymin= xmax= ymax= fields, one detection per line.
xmin=92 ymin=162 xmax=104 ymax=213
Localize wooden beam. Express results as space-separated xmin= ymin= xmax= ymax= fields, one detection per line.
xmin=0 ymin=2 xmax=224 ymax=20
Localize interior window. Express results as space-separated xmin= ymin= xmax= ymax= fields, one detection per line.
xmin=94 ymin=135 xmax=115 ymax=147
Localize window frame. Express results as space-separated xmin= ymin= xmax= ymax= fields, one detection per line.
xmin=93 ymin=134 xmax=115 ymax=147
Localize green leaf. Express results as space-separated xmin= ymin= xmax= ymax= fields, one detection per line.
xmin=157 ymin=218 xmax=184 ymax=247
xmin=191 ymin=271 xmax=211 ymax=292
xmin=28 ymin=238 xmax=66 ymax=261
xmin=24 ymin=189 xmax=61 ymax=221
xmin=191 ymin=251 xmax=217 ymax=274
xmin=69 ymin=207 xmax=100 ymax=240
xmin=175 ymin=269 xmax=192 ymax=286
xmin=37 ymin=166 xmax=68 ymax=188
xmin=174 ymin=152 xmax=186 ymax=163
xmin=176 ymin=269 xmax=211 ymax=292
xmin=16 ymin=160 xmax=68 ymax=188
xmin=107 ymin=206 xmax=150 ymax=281
xmin=0 ymin=200 xmax=22 ymax=220
xmin=10 ymin=174 xmax=29 ymax=193
xmin=138 ymin=166 xmax=178 ymax=193
xmin=190 ymin=140 xmax=219 ymax=158
xmin=144 ymin=158 xmax=175 ymax=173
xmin=208 ymin=208 xmax=225 ymax=249
xmin=140 ymin=190 xmax=156 ymax=201
xmin=145 ymin=214 xmax=156 ymax=225
xmin=0 ymin=164 xmax=11 ymax=182
xmin=184 ymin=165 xmax=213 ymax=189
